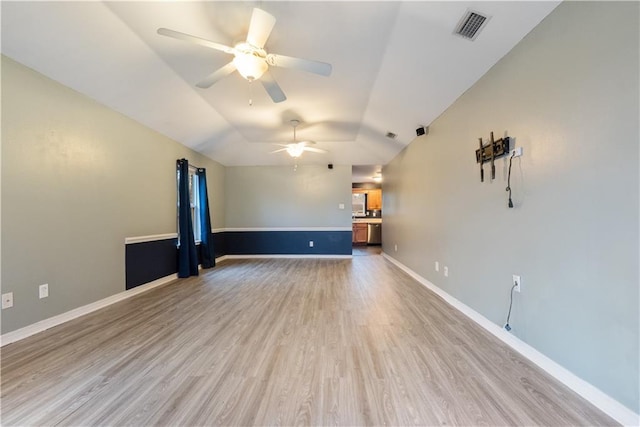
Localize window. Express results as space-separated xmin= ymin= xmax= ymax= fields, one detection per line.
xmin=177 ymin=166 xmax=201 ymax=243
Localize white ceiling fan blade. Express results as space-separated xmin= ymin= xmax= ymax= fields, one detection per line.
xmin=196 ymin=62 xmax=237 ymax=88
xmin=303 ymin=147 xmax=328 ymax=154
xmin=246 ymin=8 xmax=276 ymax=49
xmin=260 ymin=71 xmax=286 ymax=103
xmin=267 ymin=54 xmax=332 ymax=76
xmin=157 ymin=28 xmax=235 ymax=54
xmin=270 ymin=148 xmax=288 ymax=154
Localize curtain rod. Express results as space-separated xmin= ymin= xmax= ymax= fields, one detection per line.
xmin=177 ymin=158 xmax=204 ymax=171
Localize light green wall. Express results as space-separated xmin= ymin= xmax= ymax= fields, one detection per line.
xmin=1 ymin=56 xmax=225 ymax=333
xmin=225 ymin=165 xmax=352 ymax=228
xmin=383 ymin=1 xmax=639 ymax=412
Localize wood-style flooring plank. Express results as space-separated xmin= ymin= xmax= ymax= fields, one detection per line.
xmin=1 ymin=256 xmax=616 ymax=426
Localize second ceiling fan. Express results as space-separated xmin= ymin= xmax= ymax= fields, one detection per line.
xmin=158 ymin=8 xmax=332 ymax=103
xmin=271 ymin=120 xmax=328 ymax=158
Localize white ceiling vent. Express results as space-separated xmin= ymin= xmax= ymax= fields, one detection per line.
xmin=454 ymin=10 xmax=490 ymax=41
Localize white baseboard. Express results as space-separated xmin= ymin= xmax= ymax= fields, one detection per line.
xmin=0 ymin=273 xmax=178 ymax=347
xmin=382 ymin=252 xmax=639 ymax=426
xmin=223 ymin=254 xmax=352 ymax=260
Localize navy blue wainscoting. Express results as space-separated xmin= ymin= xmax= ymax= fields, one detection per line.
xmin=125 ymin=238 xmax=178 ymax=290
xmin=225 ymin=230 xmax=352 ymax=256
xmin=212 ymin=232 xmax=227 ymax=259
xmin=125 ymin=230 xmax=347 ymax=290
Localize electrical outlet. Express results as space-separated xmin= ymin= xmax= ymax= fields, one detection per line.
xmin=39 ymin=283 xmax=49 ymax=299
xmin=394 ymin=244 xmax=398 ymax=252
xmin=444 ymin=266 xmax=449 ymax=277
xmin=309 ymin=241 xmax=314 ymax=248
xmin=513 ymin=275 xmax=521 ymax=292
xmin=511 ymin=147 xmax=523 ymax=157
xmin=2 ymin=292 xmax=14 ymax=309
xmin=338 ymin=203 xmax=345 ymax=210
xmin=435 ymin=261 xmax=439 ymax=272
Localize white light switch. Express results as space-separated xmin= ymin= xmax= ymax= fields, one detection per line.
xmin=338 ymin=203 xmax=345 ymax=210
xmin=309 ymin=241 xmax=314 ymax=247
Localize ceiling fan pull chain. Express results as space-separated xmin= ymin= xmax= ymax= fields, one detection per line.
xmin=248 ymin=80 xmax=253 ymax=106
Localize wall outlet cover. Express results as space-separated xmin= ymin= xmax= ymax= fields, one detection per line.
xmin=39 ymin=283 xmax=49 ymax=299
xmin=2 ymin=292 xmax=14 ymax=309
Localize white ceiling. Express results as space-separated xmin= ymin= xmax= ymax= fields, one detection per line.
xmin=1 ymin=1 xmax=559 ymax=169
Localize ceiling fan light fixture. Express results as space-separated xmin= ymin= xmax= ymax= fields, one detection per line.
xmin=233 ymin=51 xmax=268 ymax=81
xmin=286 ymin=143 xmax=305 ymax=158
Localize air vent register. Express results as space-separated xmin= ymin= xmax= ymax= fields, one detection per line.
xmin=455 ymin=10 xmax=490 ymax=41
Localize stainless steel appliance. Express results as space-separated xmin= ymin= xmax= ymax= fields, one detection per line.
xmin=367 ymin=223 xmax=381 ymax=245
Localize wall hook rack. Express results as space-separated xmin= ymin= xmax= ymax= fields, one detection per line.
xmin=475 ymin=132 xmax=510 ymax=182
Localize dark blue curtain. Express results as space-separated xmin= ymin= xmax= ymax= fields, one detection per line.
xmin=197 ymin=168 xmax=215 ymax=269
xmin=177 ymin=159 xmax=198 ymax=278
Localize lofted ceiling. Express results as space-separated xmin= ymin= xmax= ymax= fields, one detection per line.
xmin=1 ymin=1 xmax=559 ymax=169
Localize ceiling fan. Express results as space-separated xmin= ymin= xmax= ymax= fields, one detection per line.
xmin=271 ymin=120 xmax=328 ymax=158
xmin=157 ymin=8 xmax=332 ymax=103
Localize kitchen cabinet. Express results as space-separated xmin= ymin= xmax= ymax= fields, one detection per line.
xmin=352 ymin=223 xmax=368 ymax=245
xmin=367 ymin=189 xmax=382 ymax=210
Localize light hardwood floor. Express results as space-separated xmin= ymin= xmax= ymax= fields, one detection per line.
xmin=352 ymin=246 xmax=382 ymax=256
xmin=1 ymin=256 xmax=615 ymax=426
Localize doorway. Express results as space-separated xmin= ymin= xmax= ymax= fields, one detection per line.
xmin=351 ymin=165 xmax=383 ymax=256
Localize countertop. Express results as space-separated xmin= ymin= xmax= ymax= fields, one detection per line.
xmin=352 ymin=218 xmax=382 ymax=224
